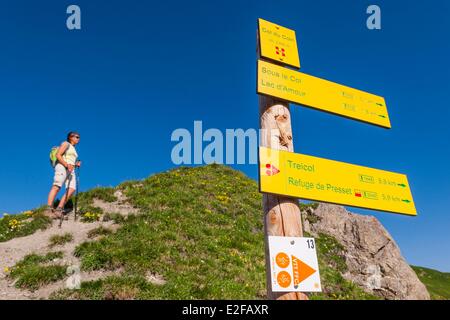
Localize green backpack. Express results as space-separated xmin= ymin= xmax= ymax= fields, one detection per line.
xmin=49 ymin=144 xmax=68 ymax=167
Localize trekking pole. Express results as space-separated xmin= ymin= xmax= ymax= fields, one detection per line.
xmin=74 ymin=164 xmax=80 ymax=221
xmin=59 ymin=168 xmax=74 ymax=228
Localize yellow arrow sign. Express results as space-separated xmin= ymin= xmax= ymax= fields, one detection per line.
xmin=257 ymin=60 xmax=391 ymax=128
xmin=258 ymin=18 xmax=301 ymax=69
xmin=259 ymin=147 xmax=416 ymax=216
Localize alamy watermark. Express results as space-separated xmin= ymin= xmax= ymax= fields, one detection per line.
xmin=171 ymin=121 xmax=282 ymax=165
xmin=67 ymin=5 xmax=379 ymax=32
xmin=65 ymin=264 xmax=81 ymax=290
xmin=367 ymin=5 xmax=381 ymax=30
xmin=64 ymin=5 xmax=381 ymax=33
xmin=66 ymin=5 xmax=81 ymax=30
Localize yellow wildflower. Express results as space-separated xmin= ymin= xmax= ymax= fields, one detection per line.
xmin=8 ymin=219 xmax=21 ymax=231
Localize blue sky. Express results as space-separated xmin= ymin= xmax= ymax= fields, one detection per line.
xmin=0 ymin=1 xmax=449 ymax=271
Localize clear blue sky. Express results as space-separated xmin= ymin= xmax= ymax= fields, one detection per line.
xmin=0 ymin=1 xmax=449 ymax=271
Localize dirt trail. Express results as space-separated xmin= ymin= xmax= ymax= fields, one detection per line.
xmin=93 ymin=190 xmax=139 ymax=217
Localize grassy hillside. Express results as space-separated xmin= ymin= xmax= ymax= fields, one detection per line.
xmin=412 ymin=266 xmax=450 ymax=300
xmin=54 ymin=164 xmax=266 ymax=299
xmin=0 ymin=209 xmax=51 ymax=242
xmin=2 ymin=164 xmax=385 ymax=299
xmin=50 ymin=164 xmax=379 ymax=299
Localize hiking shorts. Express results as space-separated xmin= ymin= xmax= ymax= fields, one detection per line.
xmin=53 ymin=163 xmax=76 ymax=190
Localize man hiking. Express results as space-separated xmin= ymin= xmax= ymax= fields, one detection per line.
xmin=45 ymin=131 xmax=81 ymax=219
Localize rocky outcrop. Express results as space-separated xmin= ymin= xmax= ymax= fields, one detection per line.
xmin=302 ymin=203 xmax=430 ymax=300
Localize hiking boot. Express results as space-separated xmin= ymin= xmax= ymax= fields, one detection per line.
xmin=43 ymin=206 xmax=55 ymax=218
xmin=63 ymin=208 xmax=73 ymax=215
xmin=54 ymin=208 xmax=69 ymax=220
xmin=53 ymin=208 xmax=64 ymax=219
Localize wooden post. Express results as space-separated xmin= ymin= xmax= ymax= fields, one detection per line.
xmin=256 ymin=25 xmax=308 ymax=300
xmin=259 ymin=95 xmax=309 ymax=300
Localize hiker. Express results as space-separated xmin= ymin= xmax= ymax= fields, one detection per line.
xmin=45 ymin=132 xmax=81 ymax=219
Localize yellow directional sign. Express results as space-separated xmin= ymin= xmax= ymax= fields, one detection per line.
xmin=258 ymin=18 xmax=300 ymax=69
xmin=259 ymin=147 xmax=416 ymax=216
xmin=257 ymin=60 xmax=391 ymax=128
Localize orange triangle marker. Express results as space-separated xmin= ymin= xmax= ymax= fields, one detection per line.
xmin=291 ymin=255 xmax=316 ymax=285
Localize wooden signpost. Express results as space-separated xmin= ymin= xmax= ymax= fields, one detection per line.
xmin=257 ymin=20 xmax=308 ymax=300
xmin=256 ymin=18 xmax=416 ymax=300
xmin=259 ymin=95 xmax=309 ymax=300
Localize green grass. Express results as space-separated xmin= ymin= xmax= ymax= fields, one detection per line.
xmin=77 ymin=186 xmax=118 ymax=205
xmin=53 ymin=164 xmax=266 ymax=299
xmin=0 ymin=208 xmax=52 ymax=243
xmin=102 ymin=212 xmax=127 ymax=224
xmin=67 ymin=187 xmax=115 ymax=223
xmin=51 ymin=275 xmax=168 ymax=300
xmin=50 ymin=164 xmax=382 ymax=300
xmin=4 ymin=164 xmax=433 ymax=300
xmin=49 ymin=233 xmax=74 ymax=247
xmin=87 ymin=226 xmax=113 ymax=239
xmin=412 ymin=266 xmax=450 ymax=300
xmin=9 ymin=252 xmax=67 ymax=291
xmin=2 ymin=164 xmax=436 ymax=300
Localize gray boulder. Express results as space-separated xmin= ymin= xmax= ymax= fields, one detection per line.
xmin=302 ymin=203 xmax=430 ymax=300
